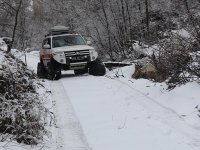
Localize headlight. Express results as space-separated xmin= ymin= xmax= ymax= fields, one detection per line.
xmin=53 ymin=52 xmax=66 ymax=64
xmin=89 ymin=49 xmax=98 ymax=61
xmin=56 ymin=52 xmax=65 ymax=58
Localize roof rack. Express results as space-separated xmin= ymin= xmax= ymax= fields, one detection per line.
xmin=45 ymin=26 xmax=76 ymax=37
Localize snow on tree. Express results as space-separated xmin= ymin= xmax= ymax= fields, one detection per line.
xmin=0 ymin=49 xmax=52 ymax=145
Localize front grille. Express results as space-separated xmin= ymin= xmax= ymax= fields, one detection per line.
xmin=64 ymin=50 xmax=89 ymax=57
xmin=65 ymin=50 xmax=90 ymax=63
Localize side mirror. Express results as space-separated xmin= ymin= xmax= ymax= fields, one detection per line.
xmin=43 ymin=44 xmax=51 ymax=49
xmin=86 ymin=40 xmax=92 ymax=45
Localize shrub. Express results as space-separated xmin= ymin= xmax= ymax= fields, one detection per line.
xmin=150 ymin=34 xmax=200 ymax=88
xmin=0 ymin=51 xmax=51 ymax=145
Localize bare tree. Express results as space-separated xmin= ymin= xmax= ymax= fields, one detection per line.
xmin=7 ymin=0 xmax=23 ymax=53
xmin=145 ymin=0 xmax=150 ymax=37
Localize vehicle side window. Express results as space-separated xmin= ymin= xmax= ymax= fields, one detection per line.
xmin=42 ymin=38 xmax=51 ymax=48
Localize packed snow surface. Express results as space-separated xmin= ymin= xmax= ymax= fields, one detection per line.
xmin=1 ymin=50 xmax=200 ymax=150
xmin=61 ymin=71 xmax=200 ymax=150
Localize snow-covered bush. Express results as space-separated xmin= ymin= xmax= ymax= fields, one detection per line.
xmin=0 ymin=50 xmax=50 ymax=145
xmin=150 ymin=34 xmax=200 ymax=88
xmin=0 ymin=38 xmax=7 ymax=51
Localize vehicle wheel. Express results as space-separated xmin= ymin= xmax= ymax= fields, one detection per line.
xmin=47 ymin=62 xmax=61 ymax=80
xmin=55 ymin=69 xmax=61 ymax=80
xmin=37 ymin=62 xmax=46 ymax=78
xmin=74 ymin=68 xmax=88 ymax=75
xmin=89 ymin=58 xmax=106 ymax=76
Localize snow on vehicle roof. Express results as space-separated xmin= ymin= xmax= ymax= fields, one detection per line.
xmin=45 ymin=33 xmax=79 ymax=38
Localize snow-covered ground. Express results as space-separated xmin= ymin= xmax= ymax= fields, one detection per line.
xmin=1 ymin=50 xmax=200 ymax=150
xmin=61 ymin=70 xmax=200 ymax=150
xmin=0 ymin=38 xmax=7 ymax=51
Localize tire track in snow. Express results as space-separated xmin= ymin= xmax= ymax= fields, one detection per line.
xmin=51 ymin=80 xmax=90 ymax=150
xmin=113 ymin=78 xmax=184 ymax=118
xmin=105 ymin=77 xmax=200 ymax=145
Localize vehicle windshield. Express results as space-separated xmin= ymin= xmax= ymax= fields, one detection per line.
xmin=52 ymin=35 xmax=86 ymax=48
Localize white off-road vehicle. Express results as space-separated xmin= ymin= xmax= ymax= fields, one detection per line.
xmin=37 ymin=26 xmax=106 ymax=80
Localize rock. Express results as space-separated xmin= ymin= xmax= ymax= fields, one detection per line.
xmin=133 ymin=63 xmax=159 ymax=81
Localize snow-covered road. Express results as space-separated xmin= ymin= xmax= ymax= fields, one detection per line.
xmin=6 ymin=51 xmax=200 ymax=150
xmin=58 ymin=72 xmax=200 ymax=150
xmin=51 ymin=80 xmax=90 ymax=150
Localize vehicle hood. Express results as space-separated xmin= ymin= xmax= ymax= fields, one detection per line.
xmin=52 ymin=45 xmax=94 ymax=52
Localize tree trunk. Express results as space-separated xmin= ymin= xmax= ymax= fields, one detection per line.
xmin=183 ymin=0 xmax=190 ymax=14
xmin=145 ymin=0 xmax=150 ymax=38
xmin=100 ymin=0 xmax=114 ymax=60
xmin=7 ymin=0 xmax=23 ymax=53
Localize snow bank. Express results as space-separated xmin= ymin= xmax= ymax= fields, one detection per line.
xmin=132 ymin=41 xmax=160 ymax=57
xmin=0 ymin=38 xmax=7 ymax=51
xmin=172 ymin=29 xmax=191 ymax=38
xmin=111 ymin=67 xmax=200 ymax=130
xmin=106 ymin=65 xmax=135 ymax=78
xmin=0 ymin=49 xmax=52 ymax=146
